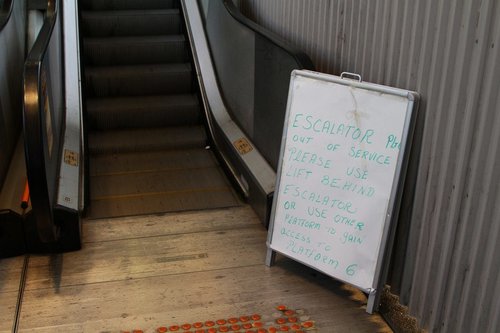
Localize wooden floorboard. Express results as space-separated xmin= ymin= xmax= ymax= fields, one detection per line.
xmin=18 ymin=206 xmax=392 ymax=332
xmin=0 ymin=256 xmax=24 ymax=333
xmin=82 ymin=206 xmax=260 ymax=243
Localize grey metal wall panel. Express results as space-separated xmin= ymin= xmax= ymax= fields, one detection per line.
xmin=237 ymin=1 xmax=500 ymax=332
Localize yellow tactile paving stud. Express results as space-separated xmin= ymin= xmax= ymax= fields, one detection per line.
xmin=120 ymin=304 xmax=318 ymax=333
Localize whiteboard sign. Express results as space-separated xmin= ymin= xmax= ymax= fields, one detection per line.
xmin=267 ymin=70 xmax=418 ymax=311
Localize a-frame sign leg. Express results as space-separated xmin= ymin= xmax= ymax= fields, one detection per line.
xmin=366 ymin=289 xmax=379 ymax=314
xmin=265 ymin=248 xmax=276 ymax=266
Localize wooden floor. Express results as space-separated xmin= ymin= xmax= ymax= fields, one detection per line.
xmin=3 ymin=206 xmax=392 ymax=332
xmin=0 ymin=256 xmax=23 ymax=333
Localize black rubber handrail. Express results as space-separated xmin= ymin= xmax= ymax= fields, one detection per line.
xmin=23 ymin=0 xmax=62 ymax=243
xmin=222 ymin=0 xmax=314 ymax=70
xmin=0 ymin=0 xmax=13 ymax=31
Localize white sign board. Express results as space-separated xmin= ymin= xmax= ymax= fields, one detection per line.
xmin=266 ymin=70 xmax=418 ymax=312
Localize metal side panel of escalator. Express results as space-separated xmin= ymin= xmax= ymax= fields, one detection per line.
xmin=23 ymin=0 xmax=82 ymax=252
xmin=182 ymin=0 xmax=314 ymax=224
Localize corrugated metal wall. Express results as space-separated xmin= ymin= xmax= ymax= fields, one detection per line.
xmin=236 ymin=1 xmax=500 ymax=332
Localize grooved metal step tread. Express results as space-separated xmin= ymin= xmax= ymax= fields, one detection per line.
xmin=82 ymin=9 xmax=180 ymax=16
xmin=86 ymin=94 xmax=201 ymax=130
xmin=81 ymin=9 xmax=181 ymax=37
xmin=87 ymin=148 xmax=240 ymax=219
xmin=89 ymin=126 xmax=207 ymax=154
xmin=85 ymin=35 xmax=185 ymax=42
xmin=85 ymin=63 xmax=192 ymax=97
xmin=89 ymin=149 xmax=219 ymax=177
xmin=84 ymin=35 xmax=188 ymax=66
xmin=85 ymin=63 xmax=190 ymax=76
xmin=90 ymin=165 xmax=229 ymax=198
xmin=81 ymin=0 xmax=177 ymax=11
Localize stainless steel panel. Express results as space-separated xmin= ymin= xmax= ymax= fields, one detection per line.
xmin=237 ymin=0 xmax=500 ymax=332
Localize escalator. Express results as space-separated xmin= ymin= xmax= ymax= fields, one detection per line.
xmin=18 ymin=0 xmax=312 ymax=253
xmin=80 ymin=0 xmax=241 ymax=219
xmin=2 ymin=1 xmax=315 ymax=327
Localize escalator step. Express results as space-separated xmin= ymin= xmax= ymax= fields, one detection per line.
xmin=81 ymin=9 xmax=182 ymax=37
xmin=79 ymin=0 xmax=242 ymax=219
xmin=88 ymin=148 xmax=239 ymax=219
xmin=84 ymin=35 xmax=188 ymax=66
xmin=89 ymin=126 xmax=207 ymax=154
xmin=90 ymin=149 xmax=220 ymax=177
xmin=80 ymin=0 xmax=178 ymax=11
xmin=85 ymin=63 xmax=193 ymax=97
xmin=86 ymin=94 xmax=202 ymax=130
xmin=91 ymin=163 xmax=228 ymax=198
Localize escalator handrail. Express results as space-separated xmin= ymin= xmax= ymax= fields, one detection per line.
xmin=0 ymin=0 xmax=13 ymax=31
xmin=222 ymin=0 xmax=314 ymax=70
xmin=23 ymin=0 xmax=61 ymax=242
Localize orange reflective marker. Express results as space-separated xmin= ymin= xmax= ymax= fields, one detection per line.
xmin=251 ymin=314 xmax=261 ymax=321
xmin=275 ymin=318 xmax=286 ymax=325
xmin=126 ymin=307 xmax=314 ymax=333
xmin=21 ymin=181 xmax=29 ymax=209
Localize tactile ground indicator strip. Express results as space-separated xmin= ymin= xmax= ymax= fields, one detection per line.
xmin=121 ymin=305 xmax=318 ymax=333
